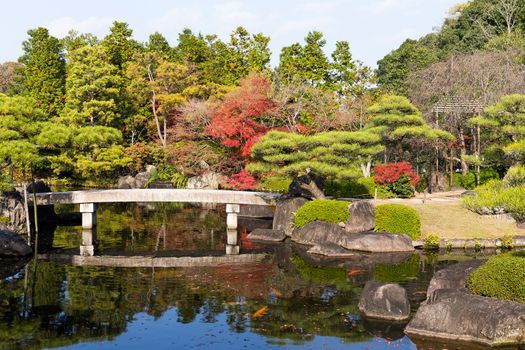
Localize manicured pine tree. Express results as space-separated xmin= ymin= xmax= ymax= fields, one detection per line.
xmin=248 ymin=130 xmax=383 ymax=198
xmin=365 ymin=95 xmax=453 ymax=161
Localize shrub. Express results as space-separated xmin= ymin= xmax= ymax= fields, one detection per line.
xmin=374 ymin=162 xmax=419 ymax=198
xmin=294 ymin=200 xmax=350 ymax=228
xmin=257 ymin=176 xmax=292 ymax=193
xmin=463 ymin=180 xmax=525 ymax=221
xmin=324 ymin=177 xmax=391 ymax=199
xmin=503 ymin=165 xmax=525 ymax=188
xmin=225 ymin=169 xmax=257 ymax=190
xmin=423 ymin=234 xmax=440 ymax=250
xmin=375 ymin=204 xmax=421 ymax=240
xmin=453 ymin=168 xmax=500 ymax=190
xmin=467 ymin=251 xmax=525 ymax=303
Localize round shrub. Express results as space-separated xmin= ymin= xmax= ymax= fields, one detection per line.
xmin=503 ymin=165 xmax=525 ymax=188
xmin=467 ymin=251 xmax=525 ymax=303
xmin=374 ymin=204 xmax=421 ymax=240
xmin=293 ymin=199 xmax=350 ymax=228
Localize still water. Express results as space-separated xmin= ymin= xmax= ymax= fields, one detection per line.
xmin=0 ymin=203 xmax=496 ymax=350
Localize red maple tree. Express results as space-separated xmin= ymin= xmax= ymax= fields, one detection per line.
xmin=374 ymin=161 xmax=420 ymax=186
xmin=206 ymin=73 xmax=277 ymax=157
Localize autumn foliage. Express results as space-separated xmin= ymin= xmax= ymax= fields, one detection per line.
xmin=206 ymin=73 xmax=277 ymax=157
xmin=373 ymin=161 xmax=420 ymax=186
xmin=225 ymin=169 xmax=257 ymax=190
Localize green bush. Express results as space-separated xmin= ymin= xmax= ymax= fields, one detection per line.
xmin=324 ymin=177 xmax=391 ymax=199
xmin=463 ymin=180 xmax=525 ymax=221
xmin=258 ymin=176 xmax=292 ymax=193
xmin=374 ymin=204 xmax=421 ymax=240
xmin=423 ymin=234 xmax=440 ymax=250
xmin=294 ymin=200 xmax=350 ymax=228
xmin=467 ymin=251 xmax=525 ymax=303
xmin=453 ymin=169 xmax=500 ymax=190
xmin=503 ymin=165 xmax=525 ymax=188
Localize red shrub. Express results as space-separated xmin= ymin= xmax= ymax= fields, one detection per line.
xmin=226 ymin=169 xmax=257 ymax=190
xmin=374 ymin=161 xmax=420 ymax=186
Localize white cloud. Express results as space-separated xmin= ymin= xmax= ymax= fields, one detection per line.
xmin=47 ymin=16 xmax=113 ymax=38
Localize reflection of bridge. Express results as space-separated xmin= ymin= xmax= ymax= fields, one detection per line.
xmin=31 ymin=189 xmax=280 ymax=256
xmin=37 ymin=252 xmax=269 ymax=268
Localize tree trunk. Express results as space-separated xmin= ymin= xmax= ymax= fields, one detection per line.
xmin=299 ymin=180 xmax=326 ymax=199
xmin=360 ymin=160 xmax=372 ymax=178
xmin=459 ymin=128 xmax=468 ymax=175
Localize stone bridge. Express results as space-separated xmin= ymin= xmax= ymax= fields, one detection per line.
xmin=30 ymin=189 xmax=280 ymax=256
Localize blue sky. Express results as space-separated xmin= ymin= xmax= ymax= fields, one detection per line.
xmin=0 ymin=0 xmax=459 ymax=67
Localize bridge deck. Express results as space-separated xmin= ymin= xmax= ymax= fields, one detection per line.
xmin=37 ymin=253 xmax=269 ymax=267
xmin=30 ymin=189 xmax=280 ymax=206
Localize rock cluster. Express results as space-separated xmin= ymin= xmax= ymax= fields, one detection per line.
xmin=405 ymin=260 xmax=525 ymax=346
xmin=117 ymin=165 xmax=157 ymax=189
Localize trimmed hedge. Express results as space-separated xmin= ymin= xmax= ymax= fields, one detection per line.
xmin=324 ymin=177 xmax=391 ymax=199
xmin=374 ymin=204 xmax=421 ymax=240
xmin=467 ymin=251 xmax=525 ymax=303
xmin=293 ymin=199 xmax=350 ymax=228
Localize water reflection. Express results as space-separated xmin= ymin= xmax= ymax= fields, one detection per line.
xmin=0 ymin=203 xmax=510 ymax=350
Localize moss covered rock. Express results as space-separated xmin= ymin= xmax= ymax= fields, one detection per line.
xmin=294 ymin=200 xmax=350 ymax=228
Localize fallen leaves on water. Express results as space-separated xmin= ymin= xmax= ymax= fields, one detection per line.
xmin=252 ymin=306 xmax=268 ymax=318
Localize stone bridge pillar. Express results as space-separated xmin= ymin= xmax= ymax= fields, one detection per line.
xmin=80 ymin=203 xmax=97 ymax=256
xmin=226 ymin=204 xmax=240 ymax=255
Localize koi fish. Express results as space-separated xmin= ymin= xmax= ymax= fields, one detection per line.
xmin=347 ymin=269 xmax=367 ymax=277
xmin=252 ymin=306 xmax=269 ymax=318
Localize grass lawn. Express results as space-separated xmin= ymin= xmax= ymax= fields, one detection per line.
xmin=376 ymin=201 xmax=525 ymax=239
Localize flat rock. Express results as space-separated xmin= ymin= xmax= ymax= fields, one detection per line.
xmin=273 ymin=197 xmax=308 ymax=236
xmin=346 ymin=200 xmax=375 ymax=234
xmin=117 ymin=175 xmax=135 ymax=189
xmin=0 ymin=230 xmax=32 ymax=257
xmin=358 ymin=281 xmax=410 ymax=321
xmin=405 ymin=289 xmax=525 ymax=346
xmin=340 ymin=232 xmax=415 ymax=253
xmin=187 ymin=171 xmax=220 ymax=190
xmin=426 ymin=260 xmax=485 ymax=301
xmin=247 ymin=229 xmax=286 ymax=242
xmin=291 ymin=221 xmax=348 ymax=246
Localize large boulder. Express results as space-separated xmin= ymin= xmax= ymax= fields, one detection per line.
xmin=291 ymin=221 xmax=348 ymax=246
xmin=340 ymin=232 xmax=415 ymax=253
xmin=134 ymin=171 xmax=152 ymax=189
xmin=426 ymin=260 xmax=484 ymax=301
xmin=358 ymin=280 xmax=410 ymax=321
xmin=0 ymin=191 xmax=26 ymax=233
xmin=187 ymin=171 xmax=221 ymax=190
xmin=117 ymin=175 xmax=135 ymax=189
xmin=405 ymin=289 xmax=525 ymax=346
xmin=345 ymin=200 xmax=375 ymax=234
xmin=273 ymin=197 xmax=308 ymax=236
xmin=0 ymin=230 xmax=32 ymax=257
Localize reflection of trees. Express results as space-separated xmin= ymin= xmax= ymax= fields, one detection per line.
xmin=0 ymin=252 xmax=461 ymax=349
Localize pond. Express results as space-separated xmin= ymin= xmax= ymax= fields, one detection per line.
xmin=0 ymin=203 xmax=505 ymax=350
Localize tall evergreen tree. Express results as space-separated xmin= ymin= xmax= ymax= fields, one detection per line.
xmin=19 ymin=27 xmax=66 ymax=115
xmin=62 ymin=45 xmax=123 ymax=127
xmin=102 ymin=21 xmax=140 ymax=70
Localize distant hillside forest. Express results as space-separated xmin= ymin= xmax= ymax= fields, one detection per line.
xmin=1 ymin=0 xmax=525 ymax=196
